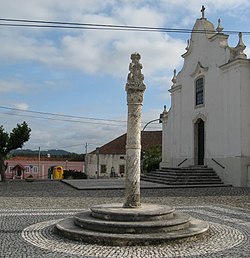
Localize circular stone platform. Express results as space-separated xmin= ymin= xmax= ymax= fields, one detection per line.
xmin=55 ymin=203 xmax=209 ymax=246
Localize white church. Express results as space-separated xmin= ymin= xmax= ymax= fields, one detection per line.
xmin=160 ymin=8 xmax=250 ymax=187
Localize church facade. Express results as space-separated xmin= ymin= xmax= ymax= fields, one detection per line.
xmin=161 ymin=10 xmax=250 ymax=187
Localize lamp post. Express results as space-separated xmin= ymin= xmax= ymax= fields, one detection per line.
xmin=142 ymin=118 xmax=160 ymax=131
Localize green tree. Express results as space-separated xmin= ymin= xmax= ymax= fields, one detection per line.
xmin=142 ymin=145 xmax=162 ymax=173
xmin=0 ymin=122 xmax=31 ymax=182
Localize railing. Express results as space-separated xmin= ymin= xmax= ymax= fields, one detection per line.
xmin=177 ymin=158 xmax=188 ymax=167
xmin=212 ymin=158 xmax=225 ymax=169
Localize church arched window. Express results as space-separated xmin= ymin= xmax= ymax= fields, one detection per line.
xmin=195 ymin=77 xmax=204 ymax=106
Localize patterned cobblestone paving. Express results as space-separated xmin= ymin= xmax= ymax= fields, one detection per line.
xmin=19 ymin=206 xmax=249 ymax=258
xmin=0 ymin=181 xmax=249 ymax=257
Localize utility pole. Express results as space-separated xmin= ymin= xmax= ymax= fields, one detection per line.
xmin=96 ymin=147 xmax=100 ymax=179
xmin=85 ymin=142 xmax=88 ymax=176
xmin=38 ymin=146 xmax=41 ymax=178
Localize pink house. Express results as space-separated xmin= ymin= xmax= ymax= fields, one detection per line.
xmin=5 ymin=156 xmax=85 ymax=180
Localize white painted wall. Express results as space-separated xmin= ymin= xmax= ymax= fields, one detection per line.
xmin=85 ymin=153 xmax=126 ymax=178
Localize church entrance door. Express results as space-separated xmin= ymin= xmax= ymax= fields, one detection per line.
xmin=194 ymin=118 xmax=205 ymax=165
xmin=197 ymin=120 xmax=204 ymax=165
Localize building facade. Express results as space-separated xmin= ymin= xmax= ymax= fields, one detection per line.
xmin=161 ymin=12 xmax=250 ymax=187
xmin=5 ymin=157 xmax=85 ymax=180
xmin=86 ymin=131 xmax=162 ymax=178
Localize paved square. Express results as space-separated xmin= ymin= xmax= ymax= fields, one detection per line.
xmin=0 ymin=180 xmax=249 ymax=257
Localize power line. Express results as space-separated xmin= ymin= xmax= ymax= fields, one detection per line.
xmin=0 ymin=111 xmax=127 ymax=127
xmin=0 ymin=106 xmax=161 ymax=127
xmin=0 ymin=18 xmax=249 ymax=35
xmin=54 ymin=142 xmax=103 ymax=149
xmin=0 ymin=106 xmax=127 ymax=123
xmin=0 ymin=111 xmax=160 ymax=128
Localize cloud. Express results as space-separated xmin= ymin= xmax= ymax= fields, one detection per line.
xmin=0 ymin=79 xmax=28 ymax=93
xmin=1 ymin=0 xmax=247 ymax=80
xmin=22 ymin=117 xmax=127 ymax=153
xmin=14 ymin=103 xmax=29 ymax=111
xmin=0 ymin=1 xmax=186 ymax=79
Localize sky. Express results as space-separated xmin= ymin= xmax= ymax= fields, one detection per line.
xmin=1 ymin=0 xmax=250 ymax=154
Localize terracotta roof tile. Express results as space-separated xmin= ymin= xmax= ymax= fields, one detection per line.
xmin=91 ymin=131 xmax=162 ymax=155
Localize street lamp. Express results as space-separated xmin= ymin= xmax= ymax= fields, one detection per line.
xmin=142 ymin=118 xmax=160 ymax=131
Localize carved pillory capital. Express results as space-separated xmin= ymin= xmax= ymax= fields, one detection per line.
xmin=124 ymin=53 xmax=146 ymax=208
xmin=125 ymin=53 xmax=146 ymax=104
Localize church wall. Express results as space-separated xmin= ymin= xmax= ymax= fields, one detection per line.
xmin=206 ymin=157 xmax=247 ymax=186
xmin=240 ymin=63 xmax=250 ymax=156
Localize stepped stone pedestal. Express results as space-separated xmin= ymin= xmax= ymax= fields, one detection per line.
xmin=55 ymin=203 xmax=209 ymax=246
xmin=54 ymin=53 xmax=209 ymax=246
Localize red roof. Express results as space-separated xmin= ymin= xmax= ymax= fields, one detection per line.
xmin=91 ymin=131 xmax=162 ymax=155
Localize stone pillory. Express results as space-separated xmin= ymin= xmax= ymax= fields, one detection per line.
xmin=54 ymin=50 xmax=209 ymax=246
xmin=124 ymin=52 xmax=146 ymax=208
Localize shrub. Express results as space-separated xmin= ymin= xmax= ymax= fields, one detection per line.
xmin=63 ymin=170 xmax=87 ymax=179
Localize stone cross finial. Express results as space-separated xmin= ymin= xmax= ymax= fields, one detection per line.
xmin=229 ymin=32 xmax=247 ymax=61
xmin=171 ymin=69 xmax=177 ymax=85
xmin=216 ymin=18 xmax=224 ymax=33
xmin=201 ymin=5 xmax=205 ymax=19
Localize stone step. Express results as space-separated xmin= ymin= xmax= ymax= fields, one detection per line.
xmin=55 ymin=217 xmax=209 ymax=246
xmin=154 ymin=169 xmax=217 ymax=173
xmin=141 ymin=177 xmax=224 ymax=186
xmin=161 ymin=166 xmax=212 ymax=170
xmin=90 ymin=203 xmax=175 ymax=221
xmin=74 ymin=211 xmax=191 ymax=234
xmin=142 ymin=175 xmax=222 ymax=181
xmin=143 ymin=173 xmax=221 ymax=178
xmin=157 ymin=169 xmax=216 ymax=173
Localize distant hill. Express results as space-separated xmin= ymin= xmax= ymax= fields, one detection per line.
xmin=11 ymin=149 xmax=72 ymax=156
xmin=10 ymin=149 xmax=85 ymax=161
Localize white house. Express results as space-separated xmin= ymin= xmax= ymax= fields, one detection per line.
xmin=161 ymin=9 xmax=250 ymax=187
xmin=86 ymin=131 xmax=162 ymax=178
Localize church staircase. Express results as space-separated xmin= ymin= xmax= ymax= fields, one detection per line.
xmin=141 ymin=166 xmax=229 ymax=187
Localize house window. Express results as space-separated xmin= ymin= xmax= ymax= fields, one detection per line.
xmin=32 ymin=166 xmax=38 ymax=173
xmin=100 ymin=165 xmax=107 ymax=174
xmin=195 ymin=77 xmax=204 ymax=106
xmin=25 ymin=166 xmax=30 ymax=173
xmin=8 ymin=166 xmax=14 ymax=173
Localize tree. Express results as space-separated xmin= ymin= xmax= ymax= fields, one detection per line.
xmin=0 ymin=122 xmax=31 ymax=182
xmin=142 ymin=145 xmax=162 ymax=173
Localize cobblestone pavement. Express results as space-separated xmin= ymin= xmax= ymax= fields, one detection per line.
xmin=0 ymin=180 xmax=249 ymax=258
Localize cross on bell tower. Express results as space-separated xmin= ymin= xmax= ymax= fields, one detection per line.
xmin=201 ymin=5 xmax=205 ymax=19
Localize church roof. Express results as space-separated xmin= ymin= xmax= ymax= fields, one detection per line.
xmin=91 ymin=131 xmax=162 ymax=155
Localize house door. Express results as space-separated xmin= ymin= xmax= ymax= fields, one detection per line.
xmin=17 ymin=168 xmax=22 ymax=177
xmin=194 ymin=118 xmax=205 ymax=165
